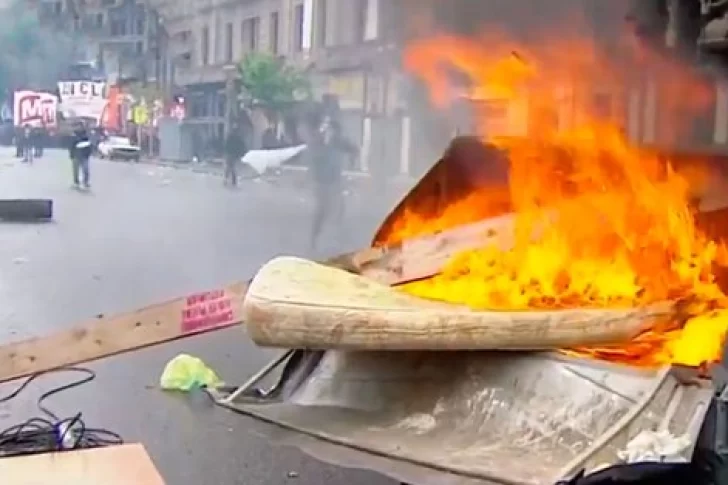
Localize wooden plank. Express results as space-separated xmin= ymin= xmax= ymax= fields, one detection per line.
xmin=0 ymin=443 xmax=166 ymax=485
xmin=0 ymin=282 xmax=249 ymax=384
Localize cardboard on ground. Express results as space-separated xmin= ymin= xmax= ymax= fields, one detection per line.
xmin=0 ymin=443 xmax=165 ymax=484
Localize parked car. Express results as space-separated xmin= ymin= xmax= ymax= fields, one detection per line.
xmin=98 ymin=135 xmax=141 ymax=162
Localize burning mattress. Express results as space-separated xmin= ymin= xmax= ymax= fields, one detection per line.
xmin=244 ymin=256 xmax=673 ymax=351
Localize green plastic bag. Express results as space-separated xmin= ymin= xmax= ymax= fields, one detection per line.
xmin=159 ymin=354 xmax=223 ymax=391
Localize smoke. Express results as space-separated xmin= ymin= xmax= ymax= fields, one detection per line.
xmin=399 ymin=0 xmax=717 ymax=157
xmin=306 ymin=1 xmax=656 ymax=256
xmin=0 ymin=1 xmax=77 ymax=92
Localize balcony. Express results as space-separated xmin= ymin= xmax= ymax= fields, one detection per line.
xmin=100 ymin=33 xmax=146 ymax=45
xmin=37 ymin=2 xmax=73 ymax=29
xmin=166 ymin=29 xmax=192 ymax=55
xmin=310 ymin=39 xmax=400 ymax=73
xmin=151 ymin=0 xmax=202 ymax=22
xmin=174 ymin=64 xmax=229 ymax=86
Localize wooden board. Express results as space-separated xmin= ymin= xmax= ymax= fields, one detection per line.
xmin=0 ymin=443 xmax=165 ymax=485
xmin=244 ymin=256 xmax=675 ymax=351
xmin=0 ymin=283 xmax=249 ymax=384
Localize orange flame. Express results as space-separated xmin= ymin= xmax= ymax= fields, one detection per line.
xmin=395 ymin=32 xmax=728 ymax=367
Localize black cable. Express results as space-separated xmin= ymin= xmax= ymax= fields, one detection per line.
xmin=0 ymin=366 xmax=123 ymax=457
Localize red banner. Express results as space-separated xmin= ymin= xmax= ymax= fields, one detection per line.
xmin=180 ymin=290 xmax=234 ymax=334
xmin=101 ymin=85 xmax=121 ymax=131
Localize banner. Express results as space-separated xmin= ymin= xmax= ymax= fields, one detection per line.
xmin=13 ymin=90 xmax=58 ymax=127
xmin=100 ymin=84 xmax=121 ymax=131
xmin=57 ymin=80 xmax=107 ymax=121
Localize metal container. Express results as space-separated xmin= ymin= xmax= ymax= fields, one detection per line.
xmin=214 ymin=351 xmax=714 ymax=485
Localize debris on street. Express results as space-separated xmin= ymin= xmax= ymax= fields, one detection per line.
xmin=159 ymin=354 xmax=223 ymax=392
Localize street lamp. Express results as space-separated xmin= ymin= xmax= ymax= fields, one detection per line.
xmin=223 ymin=64 xmax=237 ymax=137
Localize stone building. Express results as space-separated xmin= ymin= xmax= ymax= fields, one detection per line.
xmin=143 ymin=0 xmax=410 ymax=169
xmin=36 ymin=0 xmax=160 ymax=85
xmin=150 ymin=0 xmax=288 ymax=152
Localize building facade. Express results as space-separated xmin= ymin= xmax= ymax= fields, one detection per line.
xmin=144 ymin=0 xmax=409 ymax=168
xmin=33 ymin=1 xmax=728 ymax=172
xmin=37 ymin=0 xmax=159 ymax=85
xmin=152 ymin=0 xmax=286 ymax=154
xmin=303 ymin=0 xmax=409 ymax=177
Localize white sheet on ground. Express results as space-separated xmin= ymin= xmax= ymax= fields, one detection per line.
xmin=617 ymin=429 xmax=691 ymax=463
xmin=242 ymin=145 xmax=307 ymax=175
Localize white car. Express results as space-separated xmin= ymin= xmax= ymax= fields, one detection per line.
xmin=98 ymin=135 xmax=141 ymax=162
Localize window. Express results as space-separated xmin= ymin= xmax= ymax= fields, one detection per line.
xmin=251 ymin=17 xmax=259 ymax=51
xmin=363 ymin=0 xmax=378 ymax=41
xmin=179 ymin=52 xmax=192 ymax=69
xmin=135 ymin=41 xmax=144 ymax=54
xmin=217 ymin=94 xmax=226 ymax=117
xmin=175 ymin=30 xmax=191 ymax=43
xmin=188 ymin=94 xmax=204 ymax=118
xmin=241 ymin=17 xmax=260 ymax=52
xmin=54 ymin=1 xmax=62 ymax=14
xmin=110 ymin=18 xmax=126 ymax=36
xmin=224 ymin=22 xmax=233 ymax=62
xmin=293 ymin=4 xmax=304 ymax=51
xmin=135 ymin=12 xmax=145 ymax=35
xmin=269 ymin=12 xmax=279 ymax=54
xmin=316 ymin=0 xmax=327 ymax=47
xmin=591 ymin=93 xmax=614 ymax=120
xmin=354 ymin=0 xmax=367 ymax=43
xmin=96 ymin=13 xmax=104 ymax=28
xmin=66 ymin=63 xmax=95 ymax=81
xmin=201 ymin=26 xmax=210 ymax=65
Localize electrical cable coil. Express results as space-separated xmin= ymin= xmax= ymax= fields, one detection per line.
xmin=0 ymin=366 xmax=122 ymax=457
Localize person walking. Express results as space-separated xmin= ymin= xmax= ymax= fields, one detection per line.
xmin=69 ymin=123 xmax=93 ymax=189
xmin=21 ymin=124 xmax=33 ymax=164
xmin=302 ymin=112 xmax=358 ymax=251
xmin=14 ymin=126 xmax=22 ymax=158
xmin=223 ymin=123 xmax=247 ymax=187
xmin=31 ymin=125 xmax=44 ymax=159
xmin=261 ymin=124 xmax=279 ymax=149
xmin=37 ymin=125 xmax=46 ymax=158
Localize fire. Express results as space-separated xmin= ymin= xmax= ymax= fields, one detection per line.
xmin=393 ymin=31 xmax=728 ymax=367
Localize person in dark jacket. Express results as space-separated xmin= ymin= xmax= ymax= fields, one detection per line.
xmin=31 ymin=125 xmax=44 ymax=158
xmin=68 ymin=122 xmax=93 ymax=188
xmin=21 ymin=124 xmax=33 ymax=163
xmin=223 ymin=123 xmax=247 ymax=187
xmin=261 ymin=125 xmax=279 ymax=149
xmin=302 ymin=113 xmax=358 ymax=250
xmin=14 ymin=126 xmax=22 ymax=158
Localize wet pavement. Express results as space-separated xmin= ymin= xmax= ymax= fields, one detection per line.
xmin=0 ymin=149 xmax=404 ymax=485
